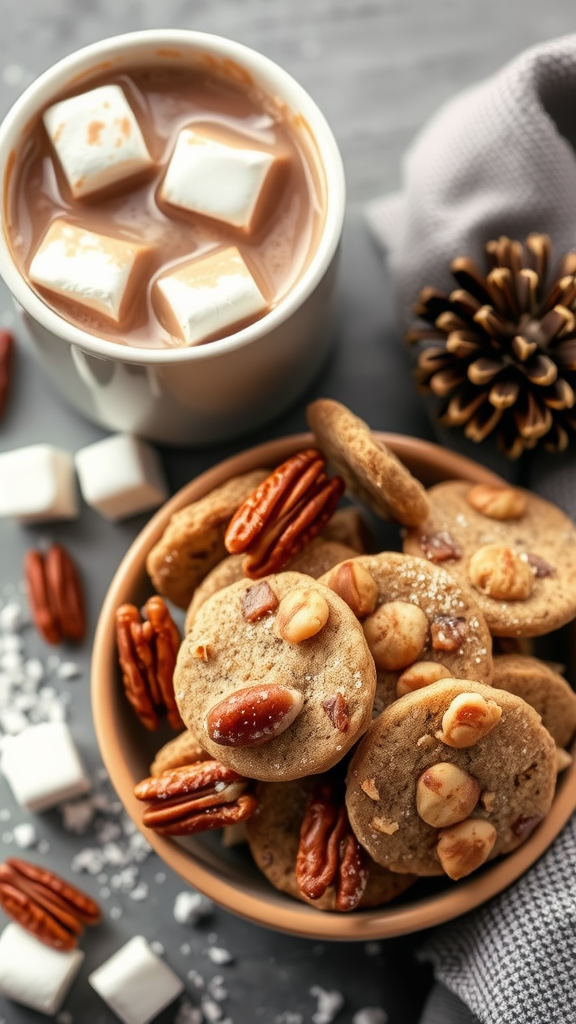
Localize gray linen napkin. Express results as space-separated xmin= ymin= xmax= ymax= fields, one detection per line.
xmin=365 ymin=35 xmax=576 ymax=1024
xmin=367 ymin=33 xmax=576 ymax=507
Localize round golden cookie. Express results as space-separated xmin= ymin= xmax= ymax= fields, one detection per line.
xmin=146 ymin=469 xmax=268 ymax=608
xmin=246 ymin=776 xmax=415 ymax=910
xmin=320 ymin=506 xmax=373 ymax=553
xmin=306 ymin=398 xmax=430 ymax=526
xmin=346 ymin=678 xmax=557 ymax=877
xmin=184 ymin=539 xmax=359 ymax=633
xmin=493 ymin=654 xmax=576 ymax=749
xmin=174 ymin=571 xmax=376 ymax=782
xmin=403 ymin=480 xmax=576 ymax=637
xmin=319 ymin=552 xmax=493 ymax=714
xmin=150 ymin=730 xmax=210 ymax=776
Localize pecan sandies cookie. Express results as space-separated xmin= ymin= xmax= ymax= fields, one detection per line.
xmin=319 ymin=552 xmax=493 ymax=714
xmin=307 ymin=398 xmax=430 ymax=526
xmin=247 ymin=776 xmax=415 ymax=911
xmin=146 ymin=469 xmax=268 ymax=608
xmin=174 ymin=571 xmax=376 ymax=781
xmin=346 ymin=678 xmax=557 ymax=879
xmin=403 ymin=480 xmax=576 ymax=636
xmin=493 ymin=654 xmax=576 ymax=750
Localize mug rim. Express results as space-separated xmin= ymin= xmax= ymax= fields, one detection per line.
xmin=0 ymin=29 xmax=345 ymax=365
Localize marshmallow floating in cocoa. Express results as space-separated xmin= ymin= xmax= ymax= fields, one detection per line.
xmin=43 ymin=84 xmax=153 ymax=198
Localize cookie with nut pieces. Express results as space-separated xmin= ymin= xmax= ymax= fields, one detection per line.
xmin=403 ymin=480 xmax=576 ymax=636
xmin=146 ymin=469 xmax=268 ymax=608
xmin=319 ymin=552 xmax=493 ymax=714
xmin=493 ymin=654 xmax=576 ymax=751
xmin=246 ymin=776 xmax=416 ymax=911
xmin=306 ymin=398 xmax=430 ymax=526
xmin=345 ymin=678 xmax=557 ymax=878
xmin=174 ymin=571 xmax=376 ymax=781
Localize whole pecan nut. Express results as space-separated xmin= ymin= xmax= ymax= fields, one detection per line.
xmin=0 ymin=857 xmax=100 ymax=950
xmin=296 ymin=783 xmax=368 ymax=912
xmin=134 ymin=759 xmax=257 ymax=836
xmin=25 ymin=544 xmax=86 ymax=645
xmin=224 ymin=449 xmax=345 ymax=578
xmin=116 ymin=596 xmax=183 ymax=732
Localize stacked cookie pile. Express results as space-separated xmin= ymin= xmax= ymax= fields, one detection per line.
xmin=116 ymin=399 xmax=576 ymax=913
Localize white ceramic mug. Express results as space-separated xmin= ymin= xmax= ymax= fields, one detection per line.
xmin=0 ymin=30 xmax=345 ymax=445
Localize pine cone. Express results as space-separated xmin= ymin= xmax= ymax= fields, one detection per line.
xmin=408 ymin=233 xmax=576 ymax=458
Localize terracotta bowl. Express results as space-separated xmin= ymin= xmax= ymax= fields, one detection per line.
xmin=91 ymin=432 xmax=576 ymax=940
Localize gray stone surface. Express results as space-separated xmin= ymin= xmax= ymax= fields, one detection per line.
xmin=0 ymin=3 xmax=575 ymax=1023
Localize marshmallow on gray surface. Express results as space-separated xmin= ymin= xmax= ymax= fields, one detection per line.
xmin=0 ymin=444 xmax=78 ymax=522
xmin=161 ymin=128 xmax=276 ymax=231
xmin=153 ymin=245 xmax=268 ymax=346
xmin=43 ymin=84 xmax=153 ymax=198
xmin=0 ymin=923 xmax=84 ymax=1015
xmin=1 ymin=721 xmax=90 ymax=811
xmin=89 ymin=935 xmax=184 ymax=1024
xmin=30 ymin=220 xmax=151 ymax=324
xmin=75 ymin=433 xmax=168 ymax=520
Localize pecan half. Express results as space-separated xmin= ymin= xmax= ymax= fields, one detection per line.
xmin=224 ymin=449 xmax=345 ymax=578
xmin=24 ymin=544 xmax=86 ymax=645
xmin=116 ymin=596 xmax=183 ymax=732
xmin=134 ymin=760 xmax=257 ymax=836
xmin=205 ymin=684 xmax=304 ymax=746
xmin=0 ymin=329 xmax=14 ymax=420
xmin=296 ymin=783 xmax=368 ymax=912
xmin=0 ymin=858 xmax=100 ymax=951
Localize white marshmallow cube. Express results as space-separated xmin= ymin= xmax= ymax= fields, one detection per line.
xmin=1 ymin=721 xmax=90 ymax=812
xmin=153 ymin=245 xmax=267 ymax=346
xmin=0 ymin=923 xmax=84 ymax=1015
xmin=89 ymin=935 xmax=184 ymax=1024
xmin=43 ymin=84 xmax=153 ymax=198
xmin=0 ymin=444 xmax=78 ymax=522
xmin=75 ymin=433 xmax=168 ymax=521
xmin=30 ymin=220 xmax=150 ymax=324
xmin=161 ymin=128 xmax=276 ymax=231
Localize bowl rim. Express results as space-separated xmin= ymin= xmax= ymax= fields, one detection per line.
xmin=91 ymin=431 xmax=576 ymax=940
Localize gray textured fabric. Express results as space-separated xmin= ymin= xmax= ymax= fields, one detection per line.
xmin=419 ymin=983 xmax=482 ymax=1024
xmin=366 ymin=36 xmax=576 ymax=1024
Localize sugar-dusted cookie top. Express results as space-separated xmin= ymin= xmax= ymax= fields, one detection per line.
xmin=184 ymin=539 xmax=359 ymax=634
xmin=403 ymin=480 xmax=576 ymax=637
xmin=146 ymin=470 xmax=268 ymax=608
xmin=346 ymin=678 xmax=557 ymax=878
xmin=319 ymin=552 xmax=493 ymax=714
xmin=493 ymin=654 xmax=576 ymax=749
xmin=307 ymin=398 xmax=430 ymax=526
xmin=175 ymin=571 xmax=376 ymax=781
xmin=247 ymin=776 xmax=415 ymax=911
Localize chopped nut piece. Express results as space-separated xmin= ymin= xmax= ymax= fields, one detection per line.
xmin=192 ymin=642 xmax=211 ymax=661
xmin=469 ymin=544 xmax=534 ymax=601
xmin=480 ymin=790 xmax=496 ymax=813
xmin=321 ymin=560 xmax=378 ymax=618
xmin=467 ymin=484 xmax=527 ymax=521
xmin=416 ymin=762 xmax=481 ymax=828
xmin=361 ymin=778 xmax=380 ymax=801
xmin=419 ymin=531 xmax=462 ymax=563
xmin=241 ymin=581 xmax=279 ymax=621
xmin=430 ymin=615 xmax=469 ymax=653
xmin=511 ymin=815 xmax=543 ymax=841
xmin=524 ymin=552 xmax=556 ymax=578
xmin=417 ymin=734 xmax=436 ymax=748
xmin=363 ymin=601 xmax=428 ymax=671
xmin=274 ymin=588 xmax=330 ymax=643
xmin=370 ymin=816 xmax=399 ymax=835
xmin=437 ymin=692 xmax=502 ymax=748
xmin=205 ymin=684 xmax=304 ymax=747
xmin=436 ymin=818 xmax=497 ymax=879
xmin=321 ymin=693 xmax=350 ymax=732
xmin=397 ymin=661 xmax=451 ymax=697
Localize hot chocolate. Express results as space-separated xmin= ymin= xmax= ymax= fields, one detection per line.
xmin=6 ymin=62 xmax=325 ymax=350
